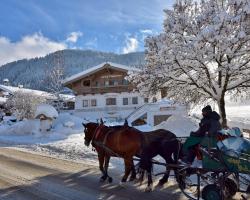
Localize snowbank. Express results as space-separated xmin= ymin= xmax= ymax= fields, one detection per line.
xmin=154 ymin=114 xmax=198 ymax=137
xmin=52 ymin=112 xmax=84 ymax=135
xmin=0 ymin=119 xmax=40 ymax=135
xmin=35 ymin=104 xmax=58 ymax=119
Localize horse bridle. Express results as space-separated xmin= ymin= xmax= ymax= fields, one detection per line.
xmin=90 ymin=124 xmax=104 ymax=146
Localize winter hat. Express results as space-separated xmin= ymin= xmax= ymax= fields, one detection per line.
xmin=202 ymin=105 xmax=212 ymax=113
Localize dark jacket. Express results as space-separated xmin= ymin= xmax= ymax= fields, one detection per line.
xmin=191 ymin=111 xmax=221 ymax=137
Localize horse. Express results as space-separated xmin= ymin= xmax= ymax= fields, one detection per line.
xmin=82 ymin=120 xmax=141 ymax=183
xmin=137 ymin=130 xmax=181 ymax=192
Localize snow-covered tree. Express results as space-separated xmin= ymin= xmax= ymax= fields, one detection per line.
xmin=128 ymin=0 xmax=250 ymax=127
xmin=44 ymin=51 xmax=65 ymax=95
xmin=6 ymin=92 xmax=46 ymax=120
xmin=43 ymin=52 xmax=65 ymax=110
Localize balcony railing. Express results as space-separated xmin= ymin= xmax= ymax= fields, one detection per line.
xmin=78 ymin=85 xmax=134 ymax=94
xmin=90 ymin=84 xmax=130 ymax=88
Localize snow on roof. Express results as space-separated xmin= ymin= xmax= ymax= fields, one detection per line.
xmin=35 ymin=104 xmax=58 ymax=119
xmin=63 ymin=62 xmax=141 ymax=85
xmin=59 ymin=94 xmax=75 ymax=102
xmin=0 ymin=85 xmax=75 ymax=101
xmin=0 ymin=84 xmax=54 ymax=98
xmin=0 ymin=85 xmax=12 ymax=94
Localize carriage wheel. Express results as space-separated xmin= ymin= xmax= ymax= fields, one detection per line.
xmin=177 ymin=169 xmax=201 ymax=200
xmin=224 ymin=177 xmax=238 ymax=197
xmin=202 ymin=184 xmax=222 ymax=200
xmin=247 ymin=185 xmax=250 ymax=193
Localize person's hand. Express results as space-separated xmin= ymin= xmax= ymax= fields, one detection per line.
xmin=190 ymin=131 xmax=196 ymax=136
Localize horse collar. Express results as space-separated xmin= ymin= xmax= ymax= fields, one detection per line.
xmin=93 ymin=125 xmax=104 ymax=141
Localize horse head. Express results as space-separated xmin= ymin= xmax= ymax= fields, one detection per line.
xmin=82 ymin=122 xmax=99 ymax=146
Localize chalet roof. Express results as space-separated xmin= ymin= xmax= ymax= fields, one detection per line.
xmin=0 ymin=85 xmax=75 ymax=101
xmin=0 ymin=84 xmax=53 ymax=97
xmin=0 ymin=85 xmax=12 ymax=94
xmin=63 ymin=62 xmax=141 ymax=85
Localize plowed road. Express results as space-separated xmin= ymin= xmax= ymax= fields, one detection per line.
xmin=0 ymin=147 xmax=185 ymax=200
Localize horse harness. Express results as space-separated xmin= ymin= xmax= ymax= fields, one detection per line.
xmin=91 ymin=124 xmax=129 ymax=157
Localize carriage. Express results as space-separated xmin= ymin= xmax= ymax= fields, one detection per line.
xmin=175 ymin=130 xmax=250 ymax=200
xmin=83 ymin=121 xmax=250 ymax=200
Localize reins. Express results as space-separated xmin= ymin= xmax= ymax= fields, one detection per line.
xmin=90 ymin=124 xmax=103 ymax=145
xmin=90 ymin=124 xmax=124 ymax=158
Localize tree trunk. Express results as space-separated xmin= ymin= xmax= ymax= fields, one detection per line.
xmin=218 ymin=95 xmax=227 ymax=128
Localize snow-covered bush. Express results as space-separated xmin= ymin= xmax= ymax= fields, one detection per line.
xmin=6 ymin=91 xmax=46 ymax=120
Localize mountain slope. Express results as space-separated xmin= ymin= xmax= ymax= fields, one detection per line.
xmin=0 ymin=49 xmax=145 ymax=91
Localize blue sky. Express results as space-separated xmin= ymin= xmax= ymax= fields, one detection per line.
xmin=0 ymin=0 xmax=173 ymax=65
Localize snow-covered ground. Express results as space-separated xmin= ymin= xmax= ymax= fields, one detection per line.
xmin=0 ymin=103 xmax=249 ymax=175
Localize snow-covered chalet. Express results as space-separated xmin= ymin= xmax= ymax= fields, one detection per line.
xmin=63 ymin=62 xmax=187 ymax=125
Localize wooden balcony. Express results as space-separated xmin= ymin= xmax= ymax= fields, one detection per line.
xmin=77 ymin=85 xmax=135 ymax=95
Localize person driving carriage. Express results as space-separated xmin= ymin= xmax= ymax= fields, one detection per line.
xmin=182 ymin=105 xmax=222 ymax=164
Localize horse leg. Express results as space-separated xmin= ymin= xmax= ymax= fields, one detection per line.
xmin=138 ymin=169 xmax=145 ymax=185
xmin=129 ymin=161 xmax=136 ymax=181
xmin=158 ymin=156 xmax=173 ymax=186
xmin=104 ymin=155 xmax=113 ymax=183
xmin=145 ymin=170 xmax=153 ymax=192
xmin=98 ymin=153 xmax=107 ymax=182
xmin=121 ymin=157 xmax=133 ymax=183
xmin=142 ymin=157 xmax=153 ymax=192
xmin=158 ymin=168 xmax=170 ymax=186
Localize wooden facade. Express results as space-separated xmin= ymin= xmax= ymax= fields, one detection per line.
xmin=65 ymin=64 xmax=135 ymax=95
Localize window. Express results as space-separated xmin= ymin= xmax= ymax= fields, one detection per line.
xmin=83 ymin=100 xmax=88 ymax=107
xmin=104 ymin=80 xmax=109 ymax=87
xmin=123 ymin=79 xmax=129 ymax=85
xmin=106 ymin=98 xmax=116 ymax=105
xmin=114 ymin=80 xmax=119 ymax=86
xmin=109 ymin=80 xmax=115 ymax=86
xmin=123 ymin=98 xmax=128 ymax=105
xmin=83 ymin=80 xmax=90 ymax=87
xmin=95 ymin=81 xmax=99 ymax=87
xmin=91 ymin=99 xmax=97 ymax=107
xmin=144 ymin=98 xmax=149 ymax=103
xmin=132 ymin=97 xmax=138 ymax=104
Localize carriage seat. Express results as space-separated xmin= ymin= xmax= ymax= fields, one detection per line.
xmin=217 ymin=137 xmax=250 ymax=158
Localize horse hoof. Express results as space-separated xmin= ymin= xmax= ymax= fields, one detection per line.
xmin=119 ymin=181 xmax=126 ymax=188
xmin=108 ymin=177 xmax=113 ymax=183
xmin=155 ymin=182 xmax=164 ymax=189
xmin=157 ymin=180 xmax=167 ymax=187
xmin=99 ymin=177 xmax=106 ymax=183
xmin=145 ymin=185 xmax=153 ymax=192
xmin=129 ymin=177 xmax=136 ymax=182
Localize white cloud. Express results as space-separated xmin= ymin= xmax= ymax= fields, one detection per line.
xmin=66 ymin=31 xmax=83 ymax=43
xmin=140 ymin=29 xmax=153 ymax=34
xmin=0 ymin=33 xmax=66 ymax=66
xmin=122 ymin=37 xmax=139 ymax=54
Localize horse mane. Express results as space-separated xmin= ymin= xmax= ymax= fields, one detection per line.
xmin=108 ymin=125 xmax=125 ymax=129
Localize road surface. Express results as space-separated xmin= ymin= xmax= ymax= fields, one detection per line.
xmin=0 ymin=147 xmax=185 ymax=200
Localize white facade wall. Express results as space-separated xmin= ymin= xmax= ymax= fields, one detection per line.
xmin=74 ymin=92 xmax=146 ymax=120
xmin=75 ymin=92 xmax=145 ymax=109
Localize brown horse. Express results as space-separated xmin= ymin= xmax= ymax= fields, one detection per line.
xmin=82 ymin=121 xmax=141 ymax=183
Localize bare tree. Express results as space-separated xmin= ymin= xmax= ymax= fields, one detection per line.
xmin=6 ymin=91 xmax=46 ymax=120
xmin=128 ymin=0 xmax=250 ymax=127
xmin=43 ymin=51 xmax=65 ymax=110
